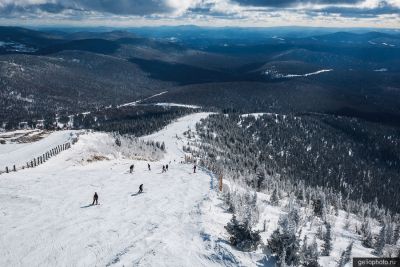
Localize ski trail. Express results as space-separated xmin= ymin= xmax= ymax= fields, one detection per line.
xmin=0 ymin=112 xmax=231 ymax=267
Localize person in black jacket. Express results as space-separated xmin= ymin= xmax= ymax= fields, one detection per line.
xmin=138 ymin=184 xmax=143 ymax=193
xmin=92 ymin=192 xmax=98 ymax=205
xmin=130 ymin=164 xmax=134 ymax=173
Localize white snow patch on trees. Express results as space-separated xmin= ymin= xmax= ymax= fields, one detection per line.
xmin=155 ymin=103 xmax=201 ymax=109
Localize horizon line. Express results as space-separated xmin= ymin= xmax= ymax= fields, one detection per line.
xmin=1 ymin=24 xmax=399 ymax=31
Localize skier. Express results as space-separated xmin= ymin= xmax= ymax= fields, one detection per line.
xmin=166 ymin=164 xmax=169 ymax=171
xmin=193 ymin=165 xmax=196 ymax=173
xmin=129 ymin=164 xmax=134 ymax=173
xmin=92 ymin=192 xmax=98 ymax=205
xmin=148 ymin=163 xmax=151 ymax=171
xmin=138 ymin=184 xmax=143 ymax=193
xmin=162 ymin=165 xmax=166 ymax=173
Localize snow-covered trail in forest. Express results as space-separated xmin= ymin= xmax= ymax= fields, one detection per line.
xmin=0 ymin=113 xmax=240 ymax=267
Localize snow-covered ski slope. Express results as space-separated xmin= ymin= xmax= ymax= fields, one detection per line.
xmin=0 ymin=112 xmax=380 ymax=267
xmin=0 ymin=113 xmax=245 ymax=267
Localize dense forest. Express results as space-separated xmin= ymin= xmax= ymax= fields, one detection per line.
xmin=72 ymin=105 xmax=194 ymax=136
xmin=186 ymin=113 xmax=400 ymax=265
xmin=194 ymin=113 xmax=400 ymax=213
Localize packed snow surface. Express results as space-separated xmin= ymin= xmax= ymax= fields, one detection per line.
xmin=0 ymin=113 xmax=250 ymax=267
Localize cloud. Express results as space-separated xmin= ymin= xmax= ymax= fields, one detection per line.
xmin=313 ymin=3 xmax=400 ymax=18
xmin=0 ymin=0 xmax=176 ymax=15
xmin=0 ymin=0 xmax=399 ymax=27
xmin=74 ymin=0 xmax=174 ymax=15
xmin=231 ymin=0 xmax=364 ymax=7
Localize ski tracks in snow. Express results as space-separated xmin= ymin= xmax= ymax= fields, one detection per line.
xmin=0 ymin=112 xmax=245 ymax=267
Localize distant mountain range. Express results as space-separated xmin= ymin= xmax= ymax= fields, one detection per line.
xmin=0 ymin=26 xmax=399 ymax=128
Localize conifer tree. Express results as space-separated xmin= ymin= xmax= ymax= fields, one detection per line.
xmin=268 ymin=213 xmax=300 ymax=266
xmin=338 ymin=242 xmax=353 ymax=267
xmin=393 ymin=224 xmax=400 ymax=245
xmin=361 ymin=219 xmax=373 ymax=248
xmin=322 ymin=222 xmax=333 ymax=256
xmin=300 ymin=236 xmax=320 ymax=267
xmin=385 ymin=221 xmax=394 ymax=245
xmin=225 ymin=213 xmax=261 ymax=252
xmin=270 ymin=188 xmax=279 ymax=206
xmin=373 ymin=225 xmax=386 ymax=256
xmin=313 ymin=199 xmax=324 ymax=217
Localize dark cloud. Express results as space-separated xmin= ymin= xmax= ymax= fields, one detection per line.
xmin=0 ymin=0 xmax=399 ymax=23
xmin=0 ymin=0 xmax=173 ymax=16
xmin=67 ymin=0 xmax=172 ymax=15
xmin=0 ymin=3 xmax=69 ymax=16
xmin=231 ymin=0 xmax=363 ymax=7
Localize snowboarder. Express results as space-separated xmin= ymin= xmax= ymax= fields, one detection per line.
xmin=166 ymin=164 xmax=169 ymax=171
xmin=130 ymin=164 xmax=134 ymax=173
xmin=148 ymin=163 xmax=151 ymax=171
xmin=92 ymin=192 xmax=98 ymax=205
xmin=162 ymin=165 xmax=166 ymax=173
xmin=138 ymin=184 xmax=143 ymax=193
xmin=193 ymin=165 xmax=196 ymax=173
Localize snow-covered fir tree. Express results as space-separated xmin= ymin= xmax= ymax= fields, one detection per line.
xmin=225 ymin=213 xmax=261 ymax=251
xmin=268 ymin=212 xmax=301 ymax=266
xmin=322 ymin=222 xmax=333 ymax=256
xmin=374 ymin=224 xmax=386 ymax=256
xmin=338 ymin=241 xmax=353 ymax=267
xmin=300 ymin=235 xmax=320 ymax=267
xmin=270 ymin=187 xmax=279 ymax=206
xmin=361 ymin=218 xmax=373 ymax=248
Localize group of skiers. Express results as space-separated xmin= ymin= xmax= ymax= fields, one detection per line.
xmin=91 ymin=184 xmax=143 ymax=205
xmin=131 ymin=163 xmax=153 ymax=173
xmin=90 ymin=162 xmax=197 ymax=206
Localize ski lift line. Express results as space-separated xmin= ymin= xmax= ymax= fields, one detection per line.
xmin=117 ymin=91 xmax=168 ymax=108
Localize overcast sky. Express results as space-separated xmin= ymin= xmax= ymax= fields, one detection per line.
xmin=0 ymin=0 xmax=399 ymax=28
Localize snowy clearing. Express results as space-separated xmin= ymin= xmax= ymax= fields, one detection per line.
xmin=281 ymin=69 xmax=333 ymax=78
xmin=154 ymin=103 xmax=201 ymax=109
xmin=264 ymin=69 xmax=333 ymax=79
